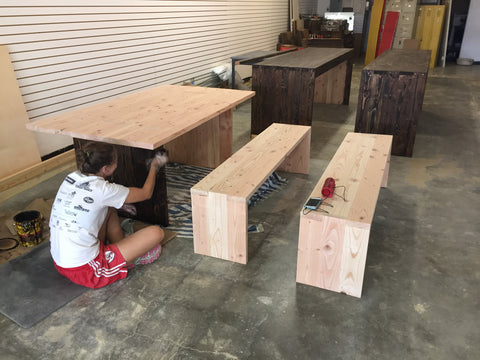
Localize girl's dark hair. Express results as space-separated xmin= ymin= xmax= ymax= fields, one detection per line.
xmin=77 ymin=142 xmax=116 ymax=175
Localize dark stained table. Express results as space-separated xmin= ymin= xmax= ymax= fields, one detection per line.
xmin=231 ymin=49 xmax=296 ymax=89
xmin=355 ymin=49 xmax=431 ymax=157
xmin=251 ymin=47 xmax=354 ymax=135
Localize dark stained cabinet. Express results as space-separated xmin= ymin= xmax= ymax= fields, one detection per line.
xmin=355 ymin=49 xmax=431 ymax=157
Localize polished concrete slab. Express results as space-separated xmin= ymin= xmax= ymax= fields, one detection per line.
xmin=0 ymin=62 xmax=479 ymax=359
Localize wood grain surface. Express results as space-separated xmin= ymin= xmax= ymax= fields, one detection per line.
xmin=164 ymin=109 xmax=233 ymax=168
xmin=0 ymin=45 xmax=41 ymax=178
xmin=26 ymin=85 xmax=255 ymax=150
xmin=251 ymin=48 xmax=353 ymax=135
xmin=192 ymin=123 xmax=311 ymax=264
xmin=254 ymin=48 xmax=353 ymax=72
xmin=356 ymin=49 xmax=430 ymax=156
xmin=314 ymin=61 xmax=348 ymax=104
xmin=193 ymin=123 xmax=311 ymax=199
xmin=363 ymin=49 xmax=431 ymax=73
xmin=296 ymin=132 xmax=392 ymax=297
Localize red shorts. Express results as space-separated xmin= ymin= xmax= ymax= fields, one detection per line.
xmin=54 ymin=242 xmax=128 ymax=289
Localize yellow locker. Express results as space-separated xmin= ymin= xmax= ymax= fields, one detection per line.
xmin=415 ymin=5 xmax=446 ymax=68
xmin=365 ymin=0 xmax=386 ymax=65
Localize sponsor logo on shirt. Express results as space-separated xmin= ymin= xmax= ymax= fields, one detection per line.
xmin=65 ymin=176 xmax=75 ymax=184
xmin=76 ymin=182 xmax=93 ymax=192
xmin=105 ymin=250 xmax=115 ymax=263
xmin=74 ymin=204 xmax=90 ymax=212
xmin=83 ymin=196 xmax=94 ymax=204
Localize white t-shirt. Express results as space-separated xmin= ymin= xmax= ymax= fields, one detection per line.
xmin=49 ymin=170 xmax=130 ymax=268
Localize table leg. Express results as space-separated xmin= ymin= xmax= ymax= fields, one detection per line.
xmin=343 ymin=58 xmax=353 ymax=105
xmin=73 ymin=138 xmax=169 ymax=226
xmin=164 ymin=110 xmax=233 ymax=168
xmin=251 ymin=66 xmax=316 ymax=135
xmin=314 ymin=60 xmax=351 ymax=105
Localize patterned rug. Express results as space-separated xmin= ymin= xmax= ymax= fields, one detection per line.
xmin=165 ymin=163 xmax=287 ymax=238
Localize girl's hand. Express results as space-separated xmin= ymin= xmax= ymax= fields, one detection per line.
xmin=153 ymin=152 xmax=168 ymax=168
xmin=146 ymin=151 xmax=168 ymax=171
xmin=120 ymin=203 xmax=137 ymax=215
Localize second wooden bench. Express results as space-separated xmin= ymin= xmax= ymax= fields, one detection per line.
xmin=191 ymin=123 xmax=311 ymax=264
xmin=296 ymin=132 xmax=392 ymax=298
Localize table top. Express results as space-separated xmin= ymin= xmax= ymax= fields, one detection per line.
xmin=253 ymin=47 xmax=353 ymax=70
xmin=364 ymin=49 xmax=431 ymax=74
xmin=232 ymin=49 xmax=296 ymax=64
xmin=26 ymin=85 xmax=255 ymax=150
xmin=232 ymin=50 xmax=282 ymax=62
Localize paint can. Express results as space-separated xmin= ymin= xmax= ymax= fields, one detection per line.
xmin=13 ymin=210 xmax=43 ymax=247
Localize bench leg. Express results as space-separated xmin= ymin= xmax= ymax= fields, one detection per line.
xmin=296 ymin=214 xmax=370 ymax=298
xmin=191 ymin=190 xmax=248 ymax=264
xmin=277 ymin=129 xmax=311 ymax=174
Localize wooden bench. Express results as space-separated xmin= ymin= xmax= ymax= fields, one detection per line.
xmin=191 ymin=123 xmax=311 ymax=264
xmin=296 ymin=132 xmax=392 ymax=298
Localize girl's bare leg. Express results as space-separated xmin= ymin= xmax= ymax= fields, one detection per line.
xmin=99 ymin=207 xmax=164 ymax=264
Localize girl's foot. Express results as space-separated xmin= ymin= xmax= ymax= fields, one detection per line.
xmin=128 ymin=243 xmax=162 ymax=269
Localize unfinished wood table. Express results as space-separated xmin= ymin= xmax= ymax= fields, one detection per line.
xmin=355 ymin=49 xmax=431 ymax=157
xmin=26 ymin=85 xmax=255 ymax=225
xmin=251 ymin=47 xmax=354 ymax=135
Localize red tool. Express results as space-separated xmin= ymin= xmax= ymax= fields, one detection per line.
xmin=321 ymin=177 xmax=335 ymax=198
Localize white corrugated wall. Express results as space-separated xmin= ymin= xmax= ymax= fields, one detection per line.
xmin=0 ymin=0 xmax=288 ymax=156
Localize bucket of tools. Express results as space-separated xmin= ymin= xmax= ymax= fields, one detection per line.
xmin=13 ymin=210 xmax=44 ymax=247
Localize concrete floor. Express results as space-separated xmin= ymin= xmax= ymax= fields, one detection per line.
xmin=0 ymin=61 xmax=479 ymax=360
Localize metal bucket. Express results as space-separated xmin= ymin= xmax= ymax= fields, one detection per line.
xmin=13 ymin=210 xmax=43 ymax=247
